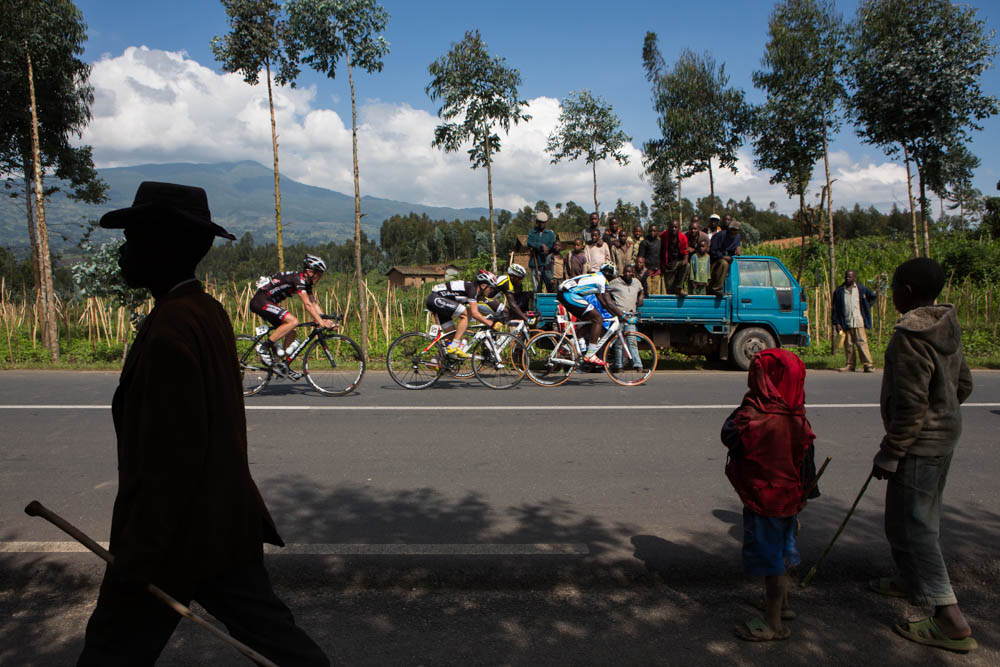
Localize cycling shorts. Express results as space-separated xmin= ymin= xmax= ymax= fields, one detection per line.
xmin=250 ymin=293 xmax=291 ymax=327
xmin=426 ymin=292 xmax=467 ymax=323
xmin=557 ymin=291 xmax=611 ymax=321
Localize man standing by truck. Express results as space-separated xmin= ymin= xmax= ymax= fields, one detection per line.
xmin=638 ymin=224 xmax=663 ymax=295
xmin=708 ymin=220 xmax=741 ymax=295
xmin=527 ymin=211 xmax=555 ymax=293
xmin=832 ymin=269 xmax=877 ymax=372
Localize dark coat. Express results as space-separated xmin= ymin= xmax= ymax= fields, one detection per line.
xmin=832 ymin=282 xmax=877 ymax=330
xmin=109 ymin=281 xmax=282 ymax=590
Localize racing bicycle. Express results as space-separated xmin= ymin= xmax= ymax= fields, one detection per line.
xmin=237 ymin=314 xmax=366 ymax=396
xmin=386 ymin=320 xmax=528 ymax=390
xmin=523 ymin=310 xmax=657 ymax=387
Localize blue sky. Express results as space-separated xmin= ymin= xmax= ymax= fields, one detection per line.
xmin=75 ymin=0 xmax=1000 ymax=216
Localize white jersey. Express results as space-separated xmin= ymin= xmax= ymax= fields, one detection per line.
xmin=559 ymin=272 xmax=607 ymax=296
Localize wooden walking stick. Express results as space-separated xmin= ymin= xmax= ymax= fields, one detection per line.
xmin=24 ymin=500 xmax=278 ymax=667
xmin=800 ymin=471 xmax=875 ymax=587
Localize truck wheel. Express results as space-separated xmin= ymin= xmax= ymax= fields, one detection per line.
xmin=730 ymin=327 xmax=776 ymax=371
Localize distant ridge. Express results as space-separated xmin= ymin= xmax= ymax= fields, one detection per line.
xmin=0 ymin=161 xmax=494 ymax=251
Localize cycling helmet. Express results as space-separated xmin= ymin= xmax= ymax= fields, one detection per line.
xmin=507 ymin=263 xmax=527 ymax=279
xmin=495 ymin=274 xmax=513 ymax=291
xmin=598 ymin=262 xmax=616 ymax=279
xmin=303 ymin=254 xmax=327 ymax=272
xmin=474 ymin=269 xmax=499 ymax=287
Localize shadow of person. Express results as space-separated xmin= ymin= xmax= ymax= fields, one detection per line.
xmin=711 ymin=509 xmax=743 ymax=542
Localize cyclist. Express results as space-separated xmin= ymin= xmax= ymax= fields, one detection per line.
xmin=250 ymin=254 xmax=335 ymax=363
xmin=426 ymin=270 xmax=500 ymax=358
xmin=556 ymin=262 xmax=625 ymax=366
xmin=485 ymin=263 xmax=531 ymax=323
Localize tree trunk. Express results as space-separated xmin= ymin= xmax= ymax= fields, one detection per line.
xmin=676 ymin=168 xmax=682 ymax=224
xmin=26 ymin=43 xmax=59 ymax=361
xmin=903 ymin=145 xmax=919 ymax=258
xmin=707 ymin=160 xmax=715 ymax=218
xmin=24 ymin=175 xmax=39 ymax=293
xmin=347 ymin=53 xmax=368 ymax=358
xmin=796 ymin=191 xmax=806 ymax=283
xmin=822 ymin=123 xmax=836 ymax=340
xmin=485 ymin=129 xmax=496 ymax=272
xmin=917 ymin=167 xmax=930 ymax=257
xmin=592 ymin=161 xmax=598 ymax=216
xmin=265 ymin=60 xmax=284 ymax=271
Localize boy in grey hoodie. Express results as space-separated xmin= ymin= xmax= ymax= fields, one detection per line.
xmin=870 ymin=257 xmax=976 ymax=652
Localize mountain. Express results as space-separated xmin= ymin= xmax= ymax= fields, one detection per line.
xmin=1 ymin=161 xmax=493 ymax=251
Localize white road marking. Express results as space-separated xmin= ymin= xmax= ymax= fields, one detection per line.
xmin=0 ymin=542 xmax=589 ymax=556
xmin=1 ymin=403 xmax=998 ymax=410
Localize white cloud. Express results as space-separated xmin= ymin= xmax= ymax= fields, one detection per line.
xmin=82 ymin=47 xmax=935 ymax=217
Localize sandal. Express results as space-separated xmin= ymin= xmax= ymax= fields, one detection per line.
xmin=734 ymin=617 xmax=790 ymax=642
xmin=869 ymin=577 xmax=908 ymax=598
xmin=894 ymin=617 xmax=978 ymax=653
xmin=751 ymin=598 xmax=796 ymax=620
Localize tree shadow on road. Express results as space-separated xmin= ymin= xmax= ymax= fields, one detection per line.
xmin=3 ymin=481 xmax=997 ymax=666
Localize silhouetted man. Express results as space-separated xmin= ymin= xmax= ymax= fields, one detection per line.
xmin=79 ymin=182 xmax=328 ymax=666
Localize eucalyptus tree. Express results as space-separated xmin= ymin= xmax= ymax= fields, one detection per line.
xmin=285 ymin=0 xmax=389 ymax=356
xmin=212 ymin=0 xmax=298 ymax=270
xmin=1 ymin=0 xmax=106 ymax=361
xmin=753 ymin=0 xmax=845 ymax=293
xmin=642 ymin=33 xmax=750 ymax=218
xmin=426 ymin=29 xmax=531 ymax=271
xmin=546 ymin=89 xmax=630 ymax=216
xmin=848 ymin=0 xmax=998 ymax=257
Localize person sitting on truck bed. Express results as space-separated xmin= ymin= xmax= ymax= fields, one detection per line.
xmin=708 ymin=220 xmax=742 ymax=295
xmin=557 ymin=263 xmax=625 ymax=367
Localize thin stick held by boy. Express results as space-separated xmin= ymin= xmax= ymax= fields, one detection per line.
xmin=722 ymin=348 xmax=818 ymax=642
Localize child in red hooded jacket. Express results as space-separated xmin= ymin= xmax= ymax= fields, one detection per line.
xmin=722 ymin=348 xmax=818 ymax=642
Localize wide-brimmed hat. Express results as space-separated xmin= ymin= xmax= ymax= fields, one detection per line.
xmin=535 ymin=211 xmax=549 ymax=223
xmin=100 ymin=181 xmax=236 ymax=240
xmin=728 ymin=220 xmax=742 ymax=231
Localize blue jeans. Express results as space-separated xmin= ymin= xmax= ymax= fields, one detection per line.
xmin=885 ymin=452 xmax=958 ymax=607
xmin=612 ymin=323 xmax=641 ymax=368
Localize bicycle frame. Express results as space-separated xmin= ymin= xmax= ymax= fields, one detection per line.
xmin=254 ymin=314 xmax=343 ymax=365
xmin=544 ymin=316 xmax=630 ymax=368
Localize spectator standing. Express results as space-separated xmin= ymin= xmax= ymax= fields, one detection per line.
xmin=612 ymin=229 xmax=630 ymax=275
xmin=583 ymin=211 xmax=603 ymax=242
xmin=707 ymin=213 xmax=721 ymax=238
xmin=687 ymin=219 xmax=709 ymax=250
xmin=869 ymin=257 xmax=977 ymax=653
xmin=659 ymin=219 xmax=690 ymax=295
xmin=568 ymin=238 xmax=589 ymax=277
xmin=526 ymin=211 xmax=555 ymax=293
xmin=638 ymin=224 xmax=663 ymax=295
xmin=724 ymin=349 xmax=818 ymax=642
xmin=546 ymin=240 xmax=567 ymax=286
xmin=635 ymin=255 xmax=650 ymax=296
xmin=78 ymin=182 xmax=328 ymax=666
xmin=688 ymin=238 xmax=711 ymax=295
xmin=585 ymin=228 xmax=612 ymax=269
xmin=603 ymin=216 xmax=622 ymax=247
xmin=708 ymin=220 xmax=741 ymax=295
xmin=832 ymin=270 xmax=877 ymax=372
xmin=629 ymin=224 xmax=644 ymax=265
xmin=607 ymin=264 xmax=645 ymax=371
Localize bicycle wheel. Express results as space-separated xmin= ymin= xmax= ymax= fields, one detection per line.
xmin=603 ymin=331 xmax=657 ymax=386
xmin=524 ymin=331 xmax=577 ymax=387
xmin=236 ymin=334 xmax=272 ymax=396
xmin=386 ymin=332 xmax=445 ymax=389
xmin=303 ymin=333 xmax=366 ymax=396
xmin=471 ymin=332 xmax=527 ymax=389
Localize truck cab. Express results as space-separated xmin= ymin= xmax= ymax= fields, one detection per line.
xmin=535 ymin=255 xmax=809 ymax=370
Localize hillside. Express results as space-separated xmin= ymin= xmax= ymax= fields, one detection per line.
xmin=1 ymin=161 xmax=493 ymax=252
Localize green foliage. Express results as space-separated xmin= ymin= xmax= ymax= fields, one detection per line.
xmin=641 ymin=35 xmax=751 ymax=199
xmin=546 ymin=90 xmax=630 ymax=213
xmin=284 ymin=0 xmax=389 ymax=79
xmin=211 ymin=0 xmax=298 ymax=86
xmin=71 ymin=240 xmax=148 ymax=316
xmin=753 ymin=0 xmax=844 ymax=204
xmin=0 ymin=0 xmax=107 ymax=203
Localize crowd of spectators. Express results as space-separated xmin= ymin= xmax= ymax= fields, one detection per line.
xmin=526 ymin=210 xmax=744 ymax=298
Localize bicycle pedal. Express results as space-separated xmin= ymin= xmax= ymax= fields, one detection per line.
xmin=271 ymin=362 xmax=290 ymax=378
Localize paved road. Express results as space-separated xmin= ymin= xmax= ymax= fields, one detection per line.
xmin=1 ymin=370 xmax=998 ymax=665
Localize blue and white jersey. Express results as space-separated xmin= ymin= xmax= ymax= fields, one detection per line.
xmin=558 ymin=272 xmax=608 ymax=296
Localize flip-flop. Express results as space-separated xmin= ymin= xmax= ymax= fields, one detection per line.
xmin=750 ymin=598 xmax=796 ymax=620
xmin=894 ymin=617 xmax=978 ymax=653
xmin=869 ymin=577 xmax=908 ymax=598
xmin=734 ymin=617 xmax=790 ymax=642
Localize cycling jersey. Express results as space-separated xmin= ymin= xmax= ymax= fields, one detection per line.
xmin=427 ymin=280 xmax=479 ymax=324
xmin=250 ymin=271 xmax=314 ymax=326
xmin=430 ymin=280 xmax=478 ymax=302
xmin=559 ymin=272 xmax=608 ymax=296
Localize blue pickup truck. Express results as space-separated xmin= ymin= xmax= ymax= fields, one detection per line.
xmin=534 ymin=255 xmax=810 ymax=370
